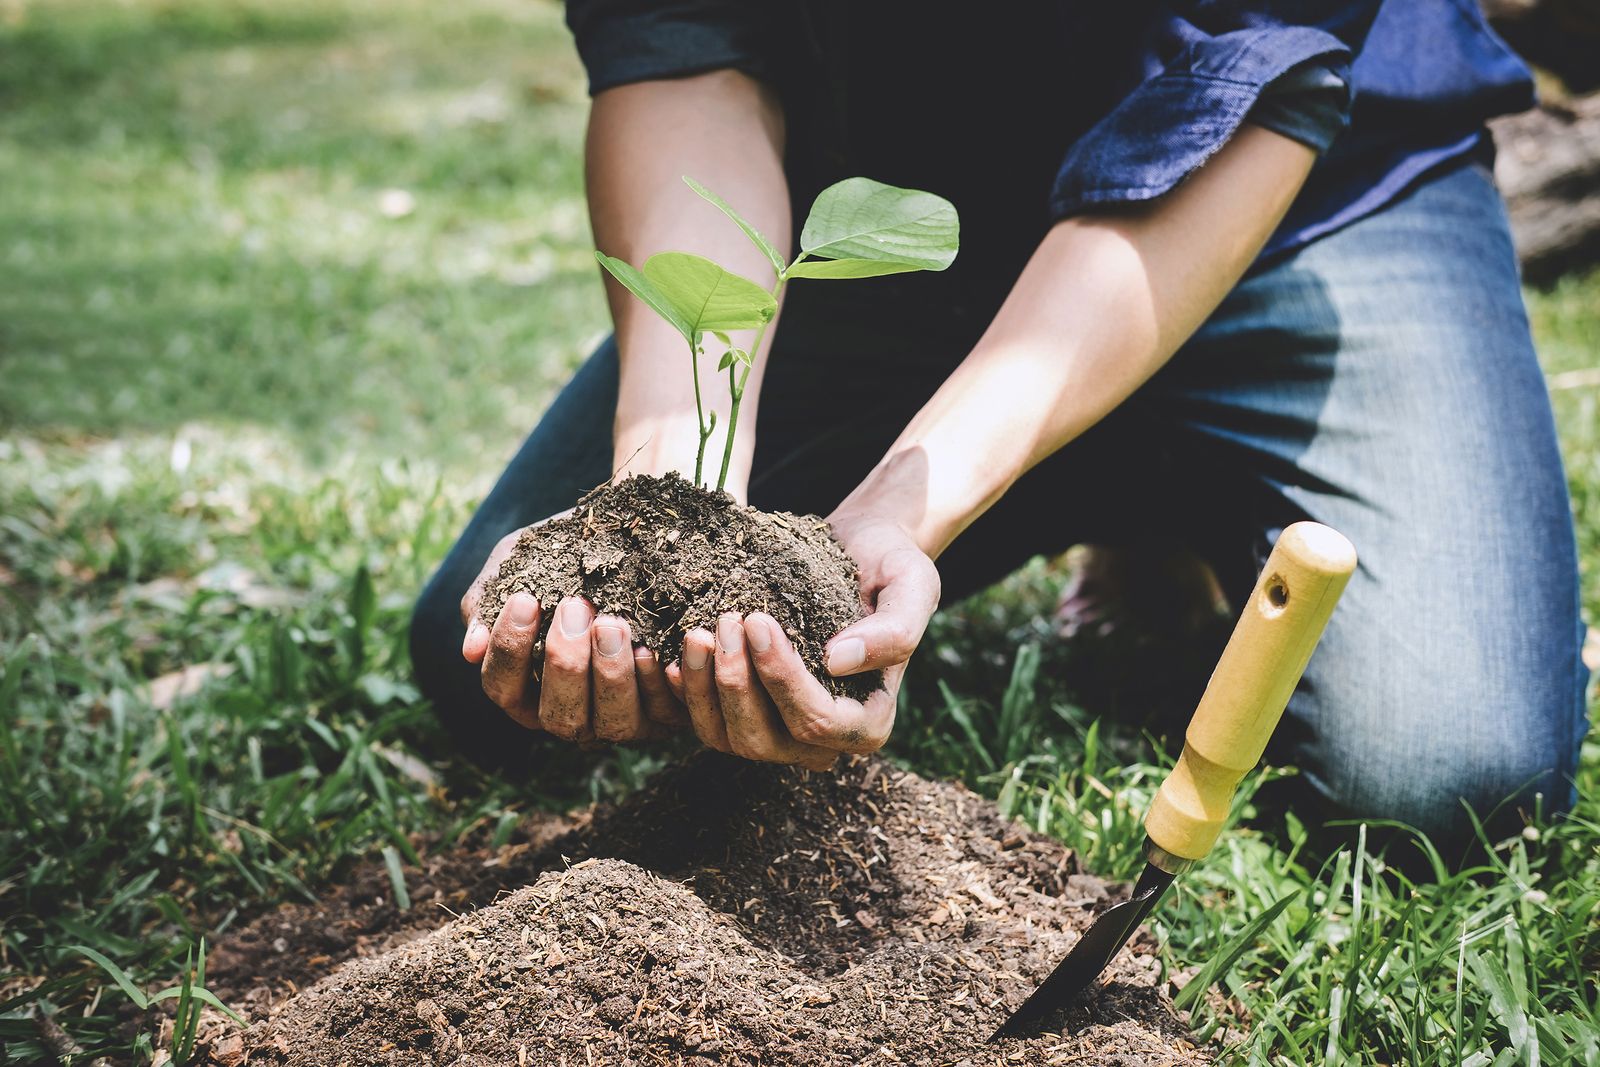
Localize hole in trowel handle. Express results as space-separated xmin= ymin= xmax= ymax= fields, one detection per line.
xmin=1263 ymin=574 xmax=1289 ymax=613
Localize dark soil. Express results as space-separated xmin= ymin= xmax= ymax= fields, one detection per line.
xmin=205 ymin=756 xmax=1211 ymax=1066
xmin=475 ymin=473 xmax=881 ymax=702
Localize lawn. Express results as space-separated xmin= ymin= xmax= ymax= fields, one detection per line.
xmin=0 ymin=1 xmax=1595 ymax=1063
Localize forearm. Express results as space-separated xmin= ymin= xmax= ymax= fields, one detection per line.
xmin=837 ymin=126 xmax=1318 ymax=554
xmin=585 ymin=71 xmax=789 ymax=496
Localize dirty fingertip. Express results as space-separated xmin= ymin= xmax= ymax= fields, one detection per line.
xmin=462 ymin=620 xmax=490 ymax=661
xmin=825 ymin=636 xmax=867 ymax=676
xmin=506 ymin=592 xmax=539 ymax=629
xmin=684 ymin=629 xmax=713 ymax=671
xmin=744 ymin=613 xmax=778 ymax=654
xmin=715 ymin=613 xmax=744 ymax=654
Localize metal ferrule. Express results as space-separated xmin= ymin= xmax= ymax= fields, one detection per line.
xmin=1143 ymin=837 xmax=1196 ymax=876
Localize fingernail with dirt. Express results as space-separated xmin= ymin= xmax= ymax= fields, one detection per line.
xmin=827 ymin=636 xmax=865 ymax=675
xmin=716 ymin=614 xmax=743 ymax=654
xmin=508 ymin=593 xmax=538 ymax=630
xmin=745 ymin=614 xmax=773 ymax=653
xmin=559 ymin=598 xmax=591 ymax=638
xmin=594 ymin=622 xmax=625 ymax=658
xmin=684 ymin=636 xmax=709 ymax=671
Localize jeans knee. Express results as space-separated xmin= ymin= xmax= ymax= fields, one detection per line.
xmin=1326 ymin=692 xmax=1584 ymax=845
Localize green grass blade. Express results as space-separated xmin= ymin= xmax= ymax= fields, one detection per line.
xmin=70 ymin=945 xmax=150 ymax=1009
xmin=147 ymin=985 xmax=246 ymax=1026
xmin=934 ymin=680 xmax=995 ymax=773
xmin=1174 ymin=891 xmax=1299 ymax=1013
xmin=382 ymin=844 xmax=412 ymax=910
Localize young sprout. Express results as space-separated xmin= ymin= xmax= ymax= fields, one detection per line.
xmin=597 ymin=176 xmax=959 ymax=491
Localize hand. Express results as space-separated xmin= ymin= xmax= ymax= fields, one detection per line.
xmin=664 ymin=509 xmax=940 ymax=769
xmin=458 ymin=519 xmax=688 ymax=742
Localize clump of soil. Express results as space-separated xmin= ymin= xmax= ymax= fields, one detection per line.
xmin=475 ymin=473 xmax=881 ymax=702
xmin=206 ymin=756 xmax=1211 ymax=1065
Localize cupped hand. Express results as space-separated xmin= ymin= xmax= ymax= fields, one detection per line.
xmin=458 ymin=520 xmax=688 ymax=742
xmin=664 ymin=509 xmax=940 ymax=769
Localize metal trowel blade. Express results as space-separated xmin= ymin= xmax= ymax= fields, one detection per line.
xmin=990 ymin=862 xmax=1175 ymax=1041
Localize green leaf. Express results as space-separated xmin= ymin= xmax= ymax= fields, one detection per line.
xmin=798 ymin=177 xmax=959 ymax=274
xmin=1173 ymin=891 xmax=1299 ymax=1013
xmin=714 ymin=346 xmax=750 ymax=372
xmin=595 ymin=252 xmax=693 ymax=340
xmin=683 ymin=176 xmax=786 ymax=275
xmin=641 ymin=252 xmax=776 ymax=334
xmin=783 ymin=258 xmax=922 ymax=280
xmin=597 ymin=248 xmax=775 ymax=344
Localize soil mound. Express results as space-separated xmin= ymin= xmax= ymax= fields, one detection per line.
xmin=474 ymin=474 xmax=881 ymax=701
xmin=208 ymin=756 xmax=1210 ymax=1065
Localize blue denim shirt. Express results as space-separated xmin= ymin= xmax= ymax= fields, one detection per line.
xmin=566 ymin=1 xmax=1532 ymax=280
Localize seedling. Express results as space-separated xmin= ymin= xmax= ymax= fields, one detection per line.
xmin=73 ymin=939 xmax=243 ymax=1065
xmin=597 ymin=176 xmax=959 ymax=490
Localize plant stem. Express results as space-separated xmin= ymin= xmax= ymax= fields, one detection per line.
xmin=690 ymin=336 xmax=709 ymax=486
xmin=716 ymin=279 xmax=785 ymax=491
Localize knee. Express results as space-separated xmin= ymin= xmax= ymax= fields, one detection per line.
xmin=1375 ymin=732 xmax=1577 ymax=844
xmin=1317 ymin=681 xmax=1585 ymax=846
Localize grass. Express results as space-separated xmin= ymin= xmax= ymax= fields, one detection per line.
xmin=0 ymin=0 xmax=1594 ymax=1063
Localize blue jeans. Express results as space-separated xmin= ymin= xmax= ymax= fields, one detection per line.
xmin=411 ymin=160 xmax=1590 ymax=843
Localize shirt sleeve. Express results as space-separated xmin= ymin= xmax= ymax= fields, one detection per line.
xmin=1248 ymin=60 xmax=1351 ymax=154
xmin=1050 ymin=5 xmax=1382 ymax=220
xmin=565 ymin=0 xmax=776 ymax=96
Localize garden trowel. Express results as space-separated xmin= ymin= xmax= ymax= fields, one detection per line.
xmin=992 ymin=521 xmax=1357 ymax=1041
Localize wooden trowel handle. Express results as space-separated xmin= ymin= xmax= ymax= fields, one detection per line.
xmin=1145 ymin=522 xmax=1357 ymax=862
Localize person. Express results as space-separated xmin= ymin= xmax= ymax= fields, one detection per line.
xmin=409 ymin=3 xmax=1591 ymax=844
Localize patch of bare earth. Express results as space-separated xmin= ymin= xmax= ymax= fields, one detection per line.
xmin=204 ymin=755 xmax=1211 ymax=1065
